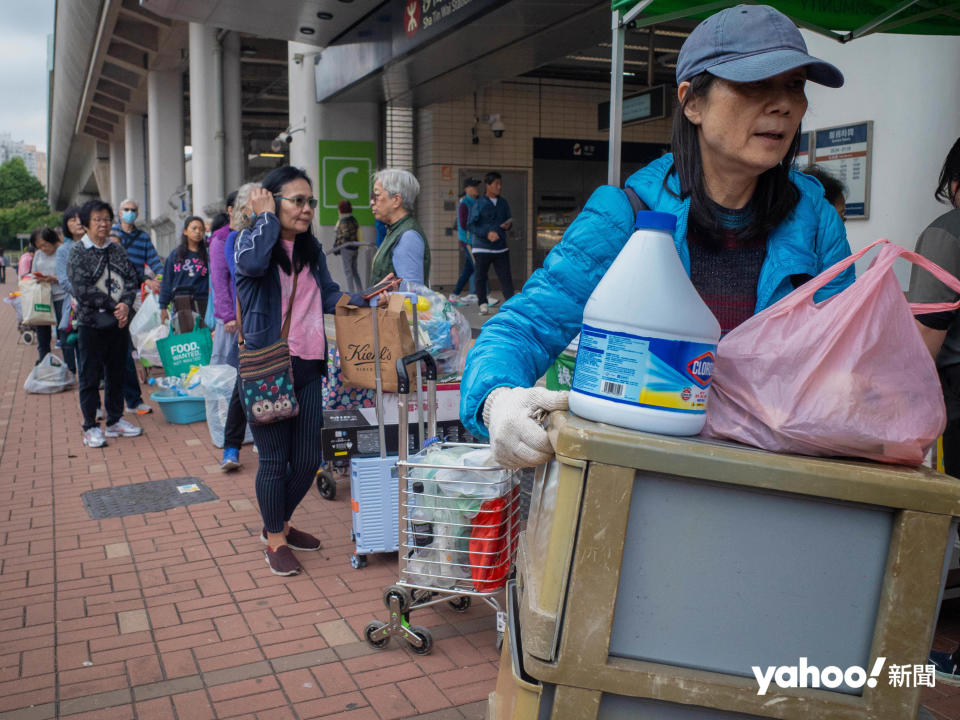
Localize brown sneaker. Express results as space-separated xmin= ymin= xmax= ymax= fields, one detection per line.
xmin=265 ymin=545 xmax=301 ymax=576
xmin=260 ymin=526 xmax=322 ymax=552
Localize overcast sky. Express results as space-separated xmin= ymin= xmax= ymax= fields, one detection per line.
xmin=0 ymin=0 xmax=55 ymax=152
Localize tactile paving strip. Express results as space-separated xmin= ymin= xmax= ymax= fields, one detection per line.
xmin=81 ymin=477 xmax=218 ymax=519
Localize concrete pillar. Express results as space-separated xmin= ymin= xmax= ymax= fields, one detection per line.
xmin=109 ymin=139 xmax=126 ymax=211
xmin=222 ymin=31 xmax=244 ymax=192
xmin=189 ymin=23 xmax=224 ymax=217
xmin=288 ymin=41 xmax=380 ymax=288
xmin=148 ymin=69 xmax=186 ymax=255
xmin=124 ymin=114 xmax=148 ymax=217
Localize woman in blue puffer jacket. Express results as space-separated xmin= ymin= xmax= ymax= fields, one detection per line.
xmin=460 ymin=4 xmax=855 ymax=468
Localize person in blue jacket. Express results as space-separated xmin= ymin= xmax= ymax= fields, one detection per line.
xmin=460 ymin=4 xmax=855 ymax=468
xmin=234 ymin=165 xmax=367 ymax=577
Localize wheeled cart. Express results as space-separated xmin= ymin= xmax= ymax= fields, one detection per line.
xmin=363 ymin=350 xmax=522 ymax=655
xmin=488 ymin=411 xmax=960 ymax=719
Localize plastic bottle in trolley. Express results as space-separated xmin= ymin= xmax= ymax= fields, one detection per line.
xmin=409 ymin=482 xmax=434 ymax=549
xmin=569 ymin=210 xmax=721 ymax=435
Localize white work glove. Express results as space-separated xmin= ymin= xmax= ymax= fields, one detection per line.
xmin=483 ymin=386 xmax=569 ymax=469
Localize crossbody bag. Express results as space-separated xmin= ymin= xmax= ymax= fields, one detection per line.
xmin=236 ymin=273 xmax=300 ymax=425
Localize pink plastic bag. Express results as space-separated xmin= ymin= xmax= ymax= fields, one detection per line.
xmin=703 ymin=239 xmax=957 ymax=465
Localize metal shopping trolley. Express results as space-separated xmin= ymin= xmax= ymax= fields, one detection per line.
xmin=362 ymin=350 xmax=523 ymax=655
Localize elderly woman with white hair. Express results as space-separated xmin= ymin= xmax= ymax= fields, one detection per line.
xmin=369 ymin=168 xmax=430 ymax=287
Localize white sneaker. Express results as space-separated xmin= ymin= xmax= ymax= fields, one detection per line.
xmin=479 ymin=303 xmax=489 ymax=315
xmin=83 ymin=426 xmax=106 ymax=448
xmin=126 ymin=402 xmax=153 ymax=415
xmin=461 ymin=293 xmax=478 ymax=304
xmin=447 ymin=293 xmax=461 ymax=304
xmin=104 ymin=418 xmax=143 ymax=438
xmin=96 ymin=408 xmax=104 ymax=421
xmin=487 ymin=297 xmax=500 ymax=307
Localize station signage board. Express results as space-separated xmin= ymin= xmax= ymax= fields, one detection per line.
xmin=812 ymin=121 xmax=873 ymax=220
xmin=317 ymin=140 xmax=376 ymax=226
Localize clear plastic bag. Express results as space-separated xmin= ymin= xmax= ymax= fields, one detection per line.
xmin=191 ymin=364 xmax=253 ymax=448
xmin=24 ymin=353 xmax=75 ymax=394
xmin=703 ymin=240 xmax=950 ymax=465
xmin=405 ymin=283 xmax=471 ymax=381
xmin=129 ymin=292 xmax=168 ymax=367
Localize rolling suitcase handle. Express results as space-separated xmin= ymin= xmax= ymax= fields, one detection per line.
xmin=370 ymin=291 xmax=423 ymax=457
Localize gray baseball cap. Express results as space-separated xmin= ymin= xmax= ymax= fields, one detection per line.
xmin=676 ymin=4 xmax=843 ymax=88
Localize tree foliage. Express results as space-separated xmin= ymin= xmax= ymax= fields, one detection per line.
xmin=0 ymin=158 xmax=60 ymax=250
xmin=0 ymin=157 xmax=46 ymax=207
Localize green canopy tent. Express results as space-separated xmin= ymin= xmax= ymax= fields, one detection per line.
xmin=605 ymin=0 xmax=960 ymax=183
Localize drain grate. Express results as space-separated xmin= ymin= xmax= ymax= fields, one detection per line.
xmin=81 ymin=477 xmax=219 ymax=519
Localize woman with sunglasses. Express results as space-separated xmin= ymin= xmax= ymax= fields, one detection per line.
xmin=234 ymin=165 xmax=366 ymax=576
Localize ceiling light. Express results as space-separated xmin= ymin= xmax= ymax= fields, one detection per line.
xmin=299 ymin=26 xmax=316 ymax=35
xmin=317 ymin=11 xmax=334 ymax=20
xmin=259 ymin=152 xmax=286 ymax=158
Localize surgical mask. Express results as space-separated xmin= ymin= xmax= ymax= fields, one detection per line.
xmin=121 ymin=209 xmax=137 ymax=224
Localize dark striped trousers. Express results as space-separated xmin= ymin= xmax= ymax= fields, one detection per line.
xmin=248 ymin=378 xmax=324 ymax=533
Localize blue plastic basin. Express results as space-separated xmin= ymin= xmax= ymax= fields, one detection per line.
xmin=150 ymin=391 xmax=206 ymax=424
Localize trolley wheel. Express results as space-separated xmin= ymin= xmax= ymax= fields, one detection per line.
xmin=364 ymin=621 xmax=390 ymax=649
xmin=22 ymin=330 xmax=34 ymax=345
xmin=406 ymin=625 xmax=433 ymax=655
xmin=383 ymin=585 xmax=413 ymax=614
xmin=351 ymin=554 xmax=367 ymax=569
xmin=315 ymin=470 xmax=336 ymax=500
xmin=448 ymin=596 xmax=471 ymax=613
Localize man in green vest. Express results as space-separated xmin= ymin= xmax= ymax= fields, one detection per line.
xmin=369 ymin=168 xmax=430 ymax=288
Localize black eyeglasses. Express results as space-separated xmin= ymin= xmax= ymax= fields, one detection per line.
xmin=274 ymin=194 xmax=318 ymax=209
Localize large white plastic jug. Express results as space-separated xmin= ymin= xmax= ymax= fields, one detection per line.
xmin=569 ymin=210 xmax=721 ymax=435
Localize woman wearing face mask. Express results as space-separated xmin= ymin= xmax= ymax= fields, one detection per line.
xmin=159 ymin=216 xmax=210 ymax=325
xmin=460 ymin=4 xmax=854 ymax=468
xmin=234 ymin=166 xmax=367 ymax=576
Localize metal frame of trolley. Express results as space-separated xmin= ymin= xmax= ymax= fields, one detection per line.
xmin=363 ymin=350 xmax=523 ymax=654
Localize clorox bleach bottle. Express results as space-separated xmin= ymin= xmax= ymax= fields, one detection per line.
xmin=569 ymin=210 xmax=721 ymax=435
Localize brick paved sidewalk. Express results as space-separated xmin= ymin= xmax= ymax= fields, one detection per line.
xmin=0 ymin=304 xmax=499 ymax=720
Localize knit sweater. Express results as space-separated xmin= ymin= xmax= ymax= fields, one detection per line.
xmin=66 ymin=237 xmax=139 ymax=327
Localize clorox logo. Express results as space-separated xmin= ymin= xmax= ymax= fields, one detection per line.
xmin=686 ymin=352 xmax=715 ymax=387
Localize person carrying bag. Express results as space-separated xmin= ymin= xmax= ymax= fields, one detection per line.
xmin=234 ymin=166 xmax=368 ymax=577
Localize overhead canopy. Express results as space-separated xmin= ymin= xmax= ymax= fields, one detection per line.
xmin=611 ymin=0 xmax=960 ymax=43
xmin=605 ymin=0 xmax=960 ymax=183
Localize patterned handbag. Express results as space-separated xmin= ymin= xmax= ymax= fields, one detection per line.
xmin=236 ymin=274 xmax=300 ymax=426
